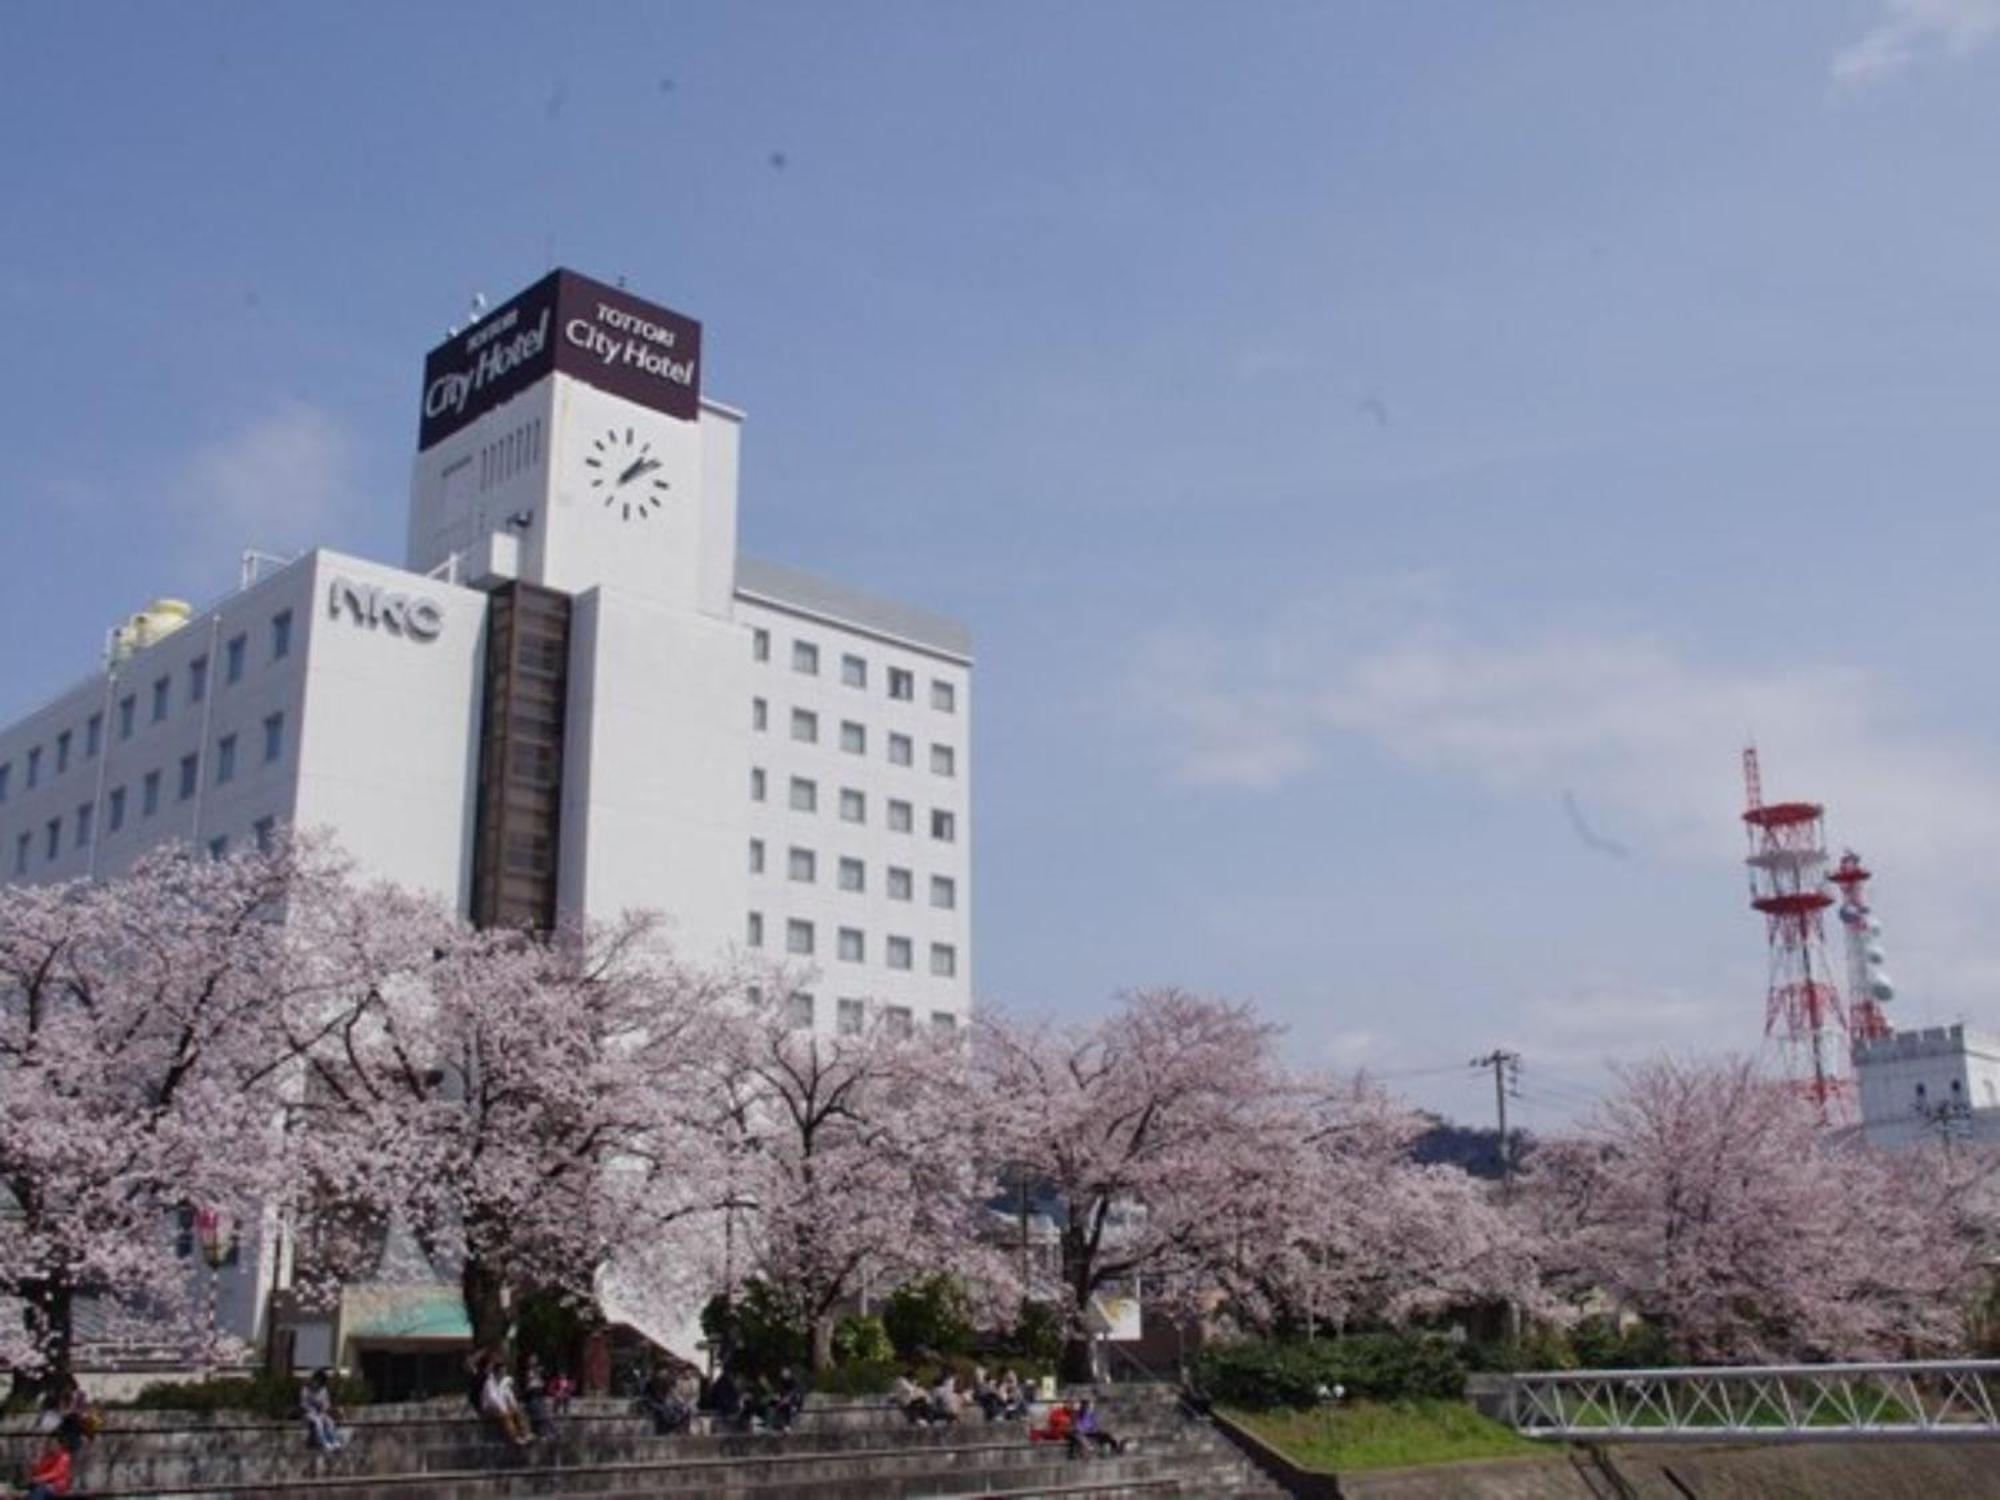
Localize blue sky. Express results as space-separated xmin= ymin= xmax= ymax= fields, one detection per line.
xmin=5 ymin=1 xmax=1999 ymax=1127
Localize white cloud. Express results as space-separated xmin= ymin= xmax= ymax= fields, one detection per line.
xmin=168 ymin=403 xmax=367 ymax=585
xmin=1129 ymin=581 xmax=2000 ymax=1039
xmin=1832 ymin=0 xmax=2000 ymax=86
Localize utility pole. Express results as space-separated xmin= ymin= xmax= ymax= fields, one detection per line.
xmin=1471 ymin=1050 xmax=1521 ymax=1200
xmin=1472 ymin=1048 xmax=1523 ymax=1348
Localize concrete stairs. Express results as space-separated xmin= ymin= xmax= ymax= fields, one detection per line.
xmin=1 ymin=1388 xmax=1289 ymax=1499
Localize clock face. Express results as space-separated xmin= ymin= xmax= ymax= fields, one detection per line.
xmin=581 ymin=424 xmax=672 ymax=521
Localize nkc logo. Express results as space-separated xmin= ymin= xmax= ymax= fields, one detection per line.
xmin=328 ymin=578 xmax=445 ymax=641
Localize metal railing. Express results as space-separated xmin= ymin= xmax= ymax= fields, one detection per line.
xmin=1510 ymin=1360 xmax=2000 ymax=1439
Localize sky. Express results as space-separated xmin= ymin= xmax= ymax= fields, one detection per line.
xmin=4 ymin=1 xmax=1999 ymax=1130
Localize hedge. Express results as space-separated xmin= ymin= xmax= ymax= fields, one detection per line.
xmin=1191 ymin=1334 xmax=1466 ymax=1408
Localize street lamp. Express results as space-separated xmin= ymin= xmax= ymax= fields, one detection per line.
xmin=194 ymin=1206 xmax=235 ymax=1377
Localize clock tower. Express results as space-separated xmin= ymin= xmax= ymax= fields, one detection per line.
xmin=405 ymin=271 xmax=750 ymax=937
xmin=405 ymin=270 xmax=738 ymax=617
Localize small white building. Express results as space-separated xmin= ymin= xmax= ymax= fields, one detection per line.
xmin=1852 ymin=1024 xmax=2000 ymax=1150
xmin=0 ymin=270 xmax=975 ymax=1368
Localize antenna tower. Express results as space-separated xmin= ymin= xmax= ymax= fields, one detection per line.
xmin=1741 ymin=748 xmax=1847 ymax=1114
xmin=1830 ymin=851 xmax=1895 ymax=1046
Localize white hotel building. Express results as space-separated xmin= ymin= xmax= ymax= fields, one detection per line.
xmin=0 ymin=272 xmax=972 ymax=1368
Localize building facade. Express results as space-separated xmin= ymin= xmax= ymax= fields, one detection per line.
xmin=0 ymin=270 xmax=974 ymax=1361
xmin=1853 ymin=1024 xmax=2000 ymax=1150
xmin=0 ymin=269 xmax=972 ymax=1027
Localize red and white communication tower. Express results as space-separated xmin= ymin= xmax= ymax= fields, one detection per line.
xmin=1831 ymin=851 xmax=1895 ymax=1045
xmin=1741 ymin=748 xmax=1847 ymax=1112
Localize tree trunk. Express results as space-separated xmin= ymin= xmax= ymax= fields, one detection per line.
xmin=461 ymin=1257 xmax=508 ymax=1354
xmin=811 ymin=1312 xmax=836 ymax=1374
xmin=11 ymin=1276 xmax=74 ymax=1406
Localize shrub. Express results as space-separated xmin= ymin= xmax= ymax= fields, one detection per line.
xmin=1007 ymin=1299 xmax=1065 ymax=1367
xmin=701 ymin=1280 xmax=810 ymax=1379
xmin=1192 ymin=1334 xmax=1465 ymax=1409
xmin=882 ymin=1273 xmax=976 ymax=1361
xmin=125 ymin=1372 xmax=372 ymax=1419
xmin=833 ymin=1313 xmax=894 ymax=1367
xmin=811 ymin=1359 xmax=899 ymax=1397
xmin=1568 ymin=1316 xmax=1670 ymax=1370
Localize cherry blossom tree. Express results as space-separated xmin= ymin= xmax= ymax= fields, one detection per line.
xmin=973 ymin=988 xmax=1310 ymax=1382
xmin=0 ymin=842 xmax=345 ymax=1394
xmin=284 ymin=887 xmax=737 ymax=1352
xmin=710 ymin=991 xmax=980 ymax=1372
xmin=1523 ymin=1055 xmax=1974 ymax=1362
xmin=1222 ymin=1076 xmax=1543 ymax=1337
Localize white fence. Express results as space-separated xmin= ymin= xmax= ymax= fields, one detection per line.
xmin=1510 ymin=1360 xmax=2000 ymax=1439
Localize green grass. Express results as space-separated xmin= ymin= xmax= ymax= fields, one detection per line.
xmin=1223 ymin=1398 xmax=1547 ymax=1474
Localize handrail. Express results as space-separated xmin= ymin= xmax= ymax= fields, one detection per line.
xmin=1510 ymin=1360 xmax=2000 ymax=1439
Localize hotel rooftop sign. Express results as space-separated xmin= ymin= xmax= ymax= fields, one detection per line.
xmin=417 ymin=270 xmax=702 ymax=450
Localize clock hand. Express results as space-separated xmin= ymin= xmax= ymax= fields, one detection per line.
xmin=617 ymin=456 xmax=651 ymax=485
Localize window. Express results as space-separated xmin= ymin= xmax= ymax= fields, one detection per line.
xmin=751 ymin=767 xmax=767 ymax=802
xmin=12 ymin=834 xmax=27 ymax=876
xmin=841 ymin=654 xmax=867 ymax=688
xmin=840 ymin=788 xmax=866 ymax=824
xmin=930 ymin=943 xmax=958 ymax=978
xmin=216 ymin=734 xmax=237 ymax=785
xmin=837 ymin=998 xmax=865 ymax=1036
xmin=838 ymin=856 xmax=865 ymax=892
xmin=931 ymin=875 xmax=956 ymax=910
xmin=55 ymin=731 xmax=70 ymax=774
xmin=752 ymin=698 xmax=768 ymax=732
xmin=0 ymin=762 xmax=9 ymax=803
xmin=108 ymin=786 xmax=126 ymax=833
xmin=749 ymin=838 xmax=766 ymax=874
xmin=887 ymin=936 xmax=913 ymax=970
xmin=117 ymin=695 xmax=134 ymax=740
xmin=74 ymin=804 xmax=93 ymax=850
xmin=747 ymin=911 xmax=765 ymax=947
xmin=271 ymin=609 xmax=293 ymax=660
xmin=886 ymin=799 xmax=912 ymax=833
xmin=889 ymin=667 xmax=914 ymax=701
xmin=44 ymin=819 xmax=60 ymax=861
xmin=178 ymin=754 xmax=199 ymax=801
xmin=208 ymin=835 xmax=229 ymax=861
xmin=888 ymin=866 xmax=913 ymax=901
xmin=85 ymin=713 xmax=102 ymax=758
xmin=189 ymin=655 xmax=208 ymax=704
xmin=838 ymin=927 xmax=864 ymax=963
xmin=152 ymin=677 xmax=170 ymax=722
xmin=931 ymin=679 xmax=956 ymax=713
xmin=931 ymin=744 xmax=956 ymax=777
xmin=142 ymin=770 xmax=161 ymax=817
xmin=791 ymin=708 xmax=818 ymax=744
xmin=786 ymin=919 xmax=815 ymax=956
xmin=25 ymin=747 xmax=39 ymax=789
xmin=932 ymin=1011 xmax=958 ymax=1033
xmin=788 ymin=847 xmax=817 ymax=883
xmin=789 ymin=777 xmax=817 ymax=813
xmin=752 ymin=627 xmax=770 ymax=662
xmin=931 ymin=809 xmax=957 ymax=842
xmin=787 ymin=992 xmax=816 ymax=1030
xmin=225 ymin=633 xmax=246 ymax=684
xmin=885 ymin=1004 xmax=914 ymax=1038
xmin=792 ymin=640 xmax=819 ymax=675
xmin=253 ymin=816 xmax=275 ymax=853
xmin=888 ymin=733 xmax=913 ymax=767
xmin=840 ymin=721 xmax=866 ymax=754
xmin=263 ymin=712 xmax=285 ymax=763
